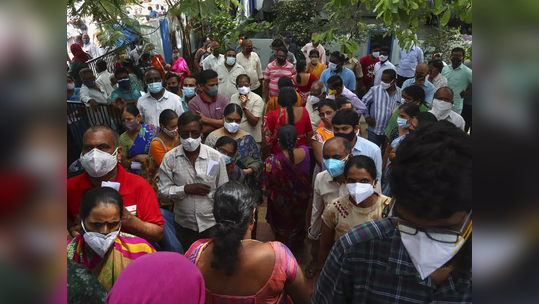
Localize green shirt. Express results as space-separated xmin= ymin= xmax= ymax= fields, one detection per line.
xmin=68 ymin=60 xmax=89 ymax=88
xmin=441 ymin=63 xmax=472 ymax=111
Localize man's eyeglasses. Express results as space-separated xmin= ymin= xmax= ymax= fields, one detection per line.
xmin=385 ymin=200 xmax=472 ymax=244
xmin=179 ymin=131 xmax=201 ymax=139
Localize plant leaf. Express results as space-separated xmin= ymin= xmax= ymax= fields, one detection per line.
xmin=441 ymin=9 xmax=451 ymax=26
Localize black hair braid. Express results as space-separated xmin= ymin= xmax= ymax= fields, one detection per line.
xmin=211 ymin=220 xmax=249 ymax=276
xmin=277 ymin=125 xmax=298 ymax=164
xmin=286 ymin=132 xmax=296 ymax=164
xmin=286 ymin=105 xmax=295 ymax=126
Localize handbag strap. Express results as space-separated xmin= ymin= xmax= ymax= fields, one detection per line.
xmin=150 ymin=137 xmax=168 ymax=156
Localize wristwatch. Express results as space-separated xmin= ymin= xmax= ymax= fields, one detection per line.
xmin=243 ymin=106 xmax=249 ymax=112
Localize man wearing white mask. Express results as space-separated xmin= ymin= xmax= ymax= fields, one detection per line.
xmin=67 ymin=126 xmax=165 ymax=244
xmin=305 ymin=81 xmax=327 ymax=130
xmin=158 ymin=112 xmax=229 ymax=250
xmin=312 ymin=122 xmax=472 ymax=304
xmin=215 ymin=49 xmax=246 ymax=101
xmin=372 ymin=46 xmax=396 ymax=86
xmin=229 ymin=74 xmax=265 ymax=148
xmin=430 ymin=87 xmax=465 ymax=131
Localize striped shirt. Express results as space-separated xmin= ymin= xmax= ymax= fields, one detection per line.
xmin=312 ymin=219 xmax=472 ymax=304
xmin=363 ymin=85 xmax=402 ymax=135
xmin=264 ymin=60 xmax=297 ymax=98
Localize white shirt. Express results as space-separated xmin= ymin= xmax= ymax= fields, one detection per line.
xmin=214 ymin=63 xmax=246 ymax=101
xmin=429 ymin=109 xmax=466 ymax=131
xmin=96 ymin=71 xmax=115 ymax=96
xmin=129 ymin=49 xmax=142 ymax=65
xmin=301 ymin=43 xmax=327 ymax=65
xmin=82 ymin=43 xmax=99 ymax=59
xmin=201 ymin=54 xmax=225 ymax=71
xmin=80 ymin=84 xmax=109 ymax=106
xmin=158 ymin=144 xmax=229 ymax=232
xmin=397 ymin=46 xmax=424 ymax=78
xmin=426 ymin=73 xmax=448 ymax=92
xmin=308 ymin=170 xmax=348 ymax=240
xmin=305 ymin=96 xmax=322 ymax=131
xmin=235 ymin=52 xmax=264 ymax=90
xmin=137 ymin=89 xmax=184 ymax=127
xmin=229 ymin=91 xmax=265 ymax=143
xmin=373 ymin=61 xmax=397 ymax=86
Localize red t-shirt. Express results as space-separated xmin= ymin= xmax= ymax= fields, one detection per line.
xmin=67 ymin=165 xmax=165 ymax=233
xmin=359 ymin=55 xmax=380 ymax=87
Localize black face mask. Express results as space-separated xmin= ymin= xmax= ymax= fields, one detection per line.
xmin=335 ymin=130 xmax=356 ymax=142
xmin=451 ymin=57 xmax=462 ymax=65
xmin=277 ymin=58 xmax=286 ymax=65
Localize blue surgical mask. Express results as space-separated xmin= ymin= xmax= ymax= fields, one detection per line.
xmin=118 ymin=79 xmax=131 ymax=89
xmin=148 ymin=82 xmax=163 ymax=93
xmin=221 ymin=154 xmax=232 ymax=165
xmin=207 ymin=85 xmax=219 ymax=97
xmin=324 ymin=155 xmax=349 ymax=177
xmin=328 ymin=62 xmax=337 ymax=71
xmin=83 ymin=39 xmax=90 ymax=45
xmin=84 ymin=80 xmax=95 ymax=88
xmin=397 ymin=117 xmax=411 ymax=128
xmin=284 ymin=38 xmax=292 ymax=44
xmin=226 ymin=57 xmax=236 ymax=65
xmin=183 ymin=87 xmax=196 ymax=97
xmin=150 ymin=50 xmax=157 ymax=56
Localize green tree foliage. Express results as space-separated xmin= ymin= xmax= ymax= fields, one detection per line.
xmin=274 ymin=0 xmax=324 ymax=53
xmin=320 ymin=0 xmax=472 ymax=56
xmin=422 ymin=25 xmax=472 ymax=62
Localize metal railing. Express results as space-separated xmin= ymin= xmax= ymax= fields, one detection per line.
xmin=86 ymin=47 xmax=119 ymax=75
xmin=67 ymin=101 xmax=125 ymax=152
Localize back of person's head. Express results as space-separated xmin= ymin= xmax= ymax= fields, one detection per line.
xmin=159 ymin=109 xmax=179 ymax=126
xmin=399 ymin=102 xmax=420 ymax=118
xmin=277 ymin=87 xmax=297 ymax=126
xmin=177 ymin=112 xmax=203 ymax=130
xmin=382 ymin=68 xmax=397 ymax=80
xmin=318 ymin=99 xmax=337 ymax=111
xmin=215 ymin=136 xmax=238 ymax=155
xmin=390 ymin=122 xmax=472 ymax=220
xmin=79 ymin=187 xmax=124 ymax=221
xmin=328 ymin=75 xmax=343 ymax=89
xmin=223 ymin=103 xmax=243 ymax=119
xmin=212 ymin=182 xmax=256 ymax=276
xmin=114 ymin=67 xmax=129 ymax=78
xmin=277 ymin=125 xmax=298 ymax=164
xmin=403 ymin=85 xmax=426 ymax=105
xmin=343 ymin=155 xmax=377 ymax=180
xmin=277 ymin=76 xmax=293 ymax=89
xmin=296 ymin=60 xmax=307 ymax=83
xmin=271 ymin=39 xmax=284 ymax=48
xmin=332 ymin=108 xmax=359 ymax=127
xmin=199 ymin=69 xmax=218 ymax=85
xmin=335 ymin=96 xmax=351 ymax=109
xmin=96 ymin=60 xmax=107 ymax=72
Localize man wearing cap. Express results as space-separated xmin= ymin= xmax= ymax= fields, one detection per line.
xmin=282 ymin=30 xmax=299 ymax=61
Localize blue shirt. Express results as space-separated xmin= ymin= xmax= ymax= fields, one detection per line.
xmin=396 ymin=46 xmax=424 ymax=78
xmin=68 ymin=88 xmax=81 ymax=101
xmin=401 ymin=78 xmax=436 ymax=107
xmin=320 ymin=67 xmax=357 ymax=91
xmin=321 ymin=135 xmax=382 ymax=184
xmin=362 ymin=85 xmax=402 ymax=135
xmin=149 ymin=10 xmax=158 ymax=18
xmin=110 ymin=84 xmax=142 ymax=103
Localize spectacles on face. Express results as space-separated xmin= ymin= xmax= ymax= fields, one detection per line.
xmin=386 ymin=200 xmax=472 ymax=244
xmin=179 ymin=131 xmax=201 ymax=139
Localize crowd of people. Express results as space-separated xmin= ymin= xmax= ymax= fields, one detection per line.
xmin=66 ymin=30 xmax=472 ymax=303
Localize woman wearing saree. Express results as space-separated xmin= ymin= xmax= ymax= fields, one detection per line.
xmin=144 ymin=43 xmax=167 ymax=78
xmin=264 ymin=87 xmax=313 ymax=155
xmin=119 ymin=104 xmax=157 ymax=176
xmin=263 ymin=125 xmax=311 ymax=251
xmin=170 ymin=52 xmax=191 ymax=87
xmin=67 ymin=187 xmax=155 ymax=291
xmin=292 ymin=60 xmax=318 ymax=106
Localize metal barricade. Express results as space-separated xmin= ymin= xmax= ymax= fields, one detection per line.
xmin=67 ymin=101 xmax=125 ymax=153
xmin=86 ymin=47 xmax=119 ymax=75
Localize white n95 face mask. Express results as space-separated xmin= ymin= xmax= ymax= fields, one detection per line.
xmin=238 ymin=86 xmax=250 ymax=95
xmin=80 ymin=148 xmax=119 ymax=178
xmin=346 ymin=182 xmax=374 ymax=205
xmin=380 ymin=81 xmax=392 ymax=90
xmin=181 ymin=137 xmax=201 ymax=152
xmin=401 ymin=216 xmax=472 ymax=280
xmin=379 ymin=55 xmax=388 ymax=62
xmin=430 ymin=98 xmax=453 ymax=120
xmin=81 ymin=221 xmax=120 ymax=258
xmin=310 ymin=96 xmax=320 ymax=104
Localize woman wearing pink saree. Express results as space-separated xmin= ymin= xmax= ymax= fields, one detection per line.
xmin=170 ymin=48 xmax=191 ymax=86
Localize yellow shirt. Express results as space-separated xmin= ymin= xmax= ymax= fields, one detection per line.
xmin=322 ymin=193 xmax=390 ymax=241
